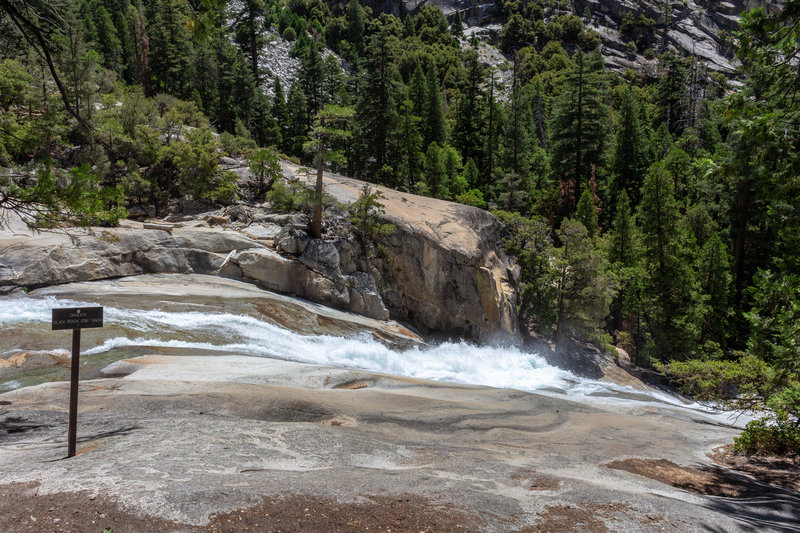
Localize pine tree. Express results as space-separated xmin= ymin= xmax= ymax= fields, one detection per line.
xmin=482 ymin=71 xmax=501 ymax=192
xmin=212 ymin=36 xmax=258 ymax=134
xmin=530 ymin=76 xmax=547 ymax=148
xmin=423 ymin=141 xmax=447 ymax=198
xmin=346 ymin=0 xmax=365 ymax=53
xmin=442 ymin=144 xmax=465 ymax=199
xmin=408 ymin=62 xmax=427 ymax=118
xmin=424 ymin=61 xmax=446 ymax=147
xmin=463 ymin=157 xmax=479 ymax=189
xmin=654 ymin=52 xmax=688 ymax=140
xmin=252 ymin=91 xmax=280 ymax=148
xmin=451 ymin=10 xmax=463 ymax=40
xmin=301 ymin=40 xmax=324 ymax=120
xmin=286 ymin=80 xmax=308 ymax=156
xmin=272 ymin=76 xmax=289 ymax=149
xmin=321 ymin=54 xmax=346 ymax=106
xmin=612 ymin=85 xmax=650 ymax=209
xmin=305 ymin=104 xmax=354 ymax=238
xmin=146 ymin=0 xmax=195 ymax=99
xmin=608 ymin=190 xmax=641 ymax=337
xmin=59 ymin=7 xmax=103 ymax=126
xmin=698 ymin=232 xmax=732 ymax=354
xmin=355 ymin=22 xmax=401 ymax=177
xmin=746 ymin=270 xmax=800 ymax=377
xmin=127 ymin=2 xmax=150 ymax=92
xmin=391 ymin=98 xmax=423 ymax=190
xmin=497 ymin=171 xmax=529 ymax=213
xmin=552 ymin=218 xmax=614 ymax=348
xmin=609 ymin=190 xmax=636 ymax=267
xmin=86 ymin=1 xmax=123 ymax=72
xmin=231 ymin=0 xmax=267 ymax=83
xmin=548 ymin=49 xmax=608 ymax=216
xmin=500 ymin=13 xmax=532 ymax=54
xmin=501 ymin=55 xmax=534 ymax=176
xmin=453 ymin=49 xmax=484 ymax=166
xmin=575 ymin=189 xmax=598 ymax=237
xmin=637 ymin=162 xmax=704 ymax=361
xmin=403 ymin=14 xmax=416 ymax=38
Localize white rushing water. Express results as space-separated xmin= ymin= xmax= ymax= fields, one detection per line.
xmin=0 ymin=295 xmax=736 ymax=418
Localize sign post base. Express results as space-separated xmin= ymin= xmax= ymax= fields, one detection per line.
xmin=52 ymin=307 xmax=103 ymax=459
xmin=67 ymin=328 xmax=80 ymax=458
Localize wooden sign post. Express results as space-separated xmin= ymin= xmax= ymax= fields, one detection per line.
xmin=52 ymin=307 xmax=103 ymax=458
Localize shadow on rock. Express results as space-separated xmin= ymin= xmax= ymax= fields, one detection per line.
xmin=607 ymin=457 xmax=800 ymax=532
xmin=523 ymin=336 xmax=605 ymax=380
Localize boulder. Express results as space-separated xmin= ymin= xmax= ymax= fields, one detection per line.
xmin=173 ymin=228 xmax=263 ymax=253
xmin=207 ymin=215 xmax=229 ymax=226
xmin=243 ymin=223 xmax=282 ymax=242
xmin=300 ymin=240 xmax=340 ymax=273
xmin=234 ymin=248 xmax=305 ymax=295
xmin=0 ymin=228 xmax=190 ymax=288
xmin=177 ymin=197 xmax=217 ymax=216
xmin=346 ymin=272 xmax=389 ymax=320
xmin=228 ymin=247 xmax=389 ymax=320
xmin=253 ymin=212 xmax=307 ymax=227
xmin=223 ymin=205 xmax=251 ymax=224
xmin=277 ymin=226 xmax=310 ymax=255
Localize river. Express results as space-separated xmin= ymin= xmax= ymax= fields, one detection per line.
xmin=0 ymin=293 xmax=741 ymax=425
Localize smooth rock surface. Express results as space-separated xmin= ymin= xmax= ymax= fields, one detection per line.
xmin=1 ymin=353 xmax=795 ymax=531
xmin=283 ymin=161 xmax=519 ymax=343
xmin=28 ymin=274 xmax=420 ymax=349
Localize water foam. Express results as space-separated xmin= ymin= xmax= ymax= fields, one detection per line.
xmin=0 ymin=295 xmax=729 ymax=417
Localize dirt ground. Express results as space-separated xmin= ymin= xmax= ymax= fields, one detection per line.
xmin=606 ymin=448 xmax=800 ymax=498
xmin=0 ymin=482 xmax=480 ymax=533
xmin=5 ymin=449 xmax=797 ymax=533
xmin=709 ymin=444 xmax=800 ymax=492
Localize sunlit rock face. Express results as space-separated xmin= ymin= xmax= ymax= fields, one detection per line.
xmin=308 ymin=167 xmax=520 ymax=344
xmin=354 ymin=0 xmax=781 ymax=76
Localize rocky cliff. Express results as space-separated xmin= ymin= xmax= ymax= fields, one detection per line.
xmin=0 ymin=165 xmax=519 ymax=344
xmin=258 ymin=0 xmax=779 ymax=107
xmin=361 ymin=0 xmax=780 ymax=75
xmin=300 ymin=163 xmax=520 ymax=343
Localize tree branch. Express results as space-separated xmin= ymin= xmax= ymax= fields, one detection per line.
xmin=0 ymin=0 xmax=91 ymax=132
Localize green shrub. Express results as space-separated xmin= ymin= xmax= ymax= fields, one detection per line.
xmin=246 ymin=147 xmax=282 ymax=200
xmin=348 ymin=185 xmax=395 ymax=240
xmin=456 ymin=188 xmax=487 ymax=208
xmin=219 ymin=132 xmax=257 ymax=157
xmin=664 ymin=354 xmax=773 ymax=406
xmin=734 ymin=411 xmax=800 ymax=456
xmin=265 ymin=178 xmax=311 ymax=213
xmin=206 ymin=171 xmax=238 ymax=205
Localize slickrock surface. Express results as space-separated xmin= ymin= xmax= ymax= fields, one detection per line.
xmin=283 ymin=162 xmax=520 ymax=343
xmin=2 ymin=352 xmax=798 ymax=531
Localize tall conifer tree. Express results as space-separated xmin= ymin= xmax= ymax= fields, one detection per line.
xmin=272 ymin=76 xmax=289 ymax=147
xmin=612 ymin=85 xmax=650 ymax=209
xmin=424 ymin=61 xmax=446 ymax=147
xmin=356 ymin=22 xmax=401 ymax=177
xmin=549 ymin=49 xmax=608 ymax=216
xmin=637 ymin=162 xmax=704 ymax=361
xmin=453 ymin=49 xmax=484 ymax=166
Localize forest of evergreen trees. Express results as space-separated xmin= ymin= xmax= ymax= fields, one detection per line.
xmin=1 ymin=0 xmax=798 ymax=453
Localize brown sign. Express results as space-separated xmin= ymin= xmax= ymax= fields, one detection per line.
xmin=51 ymin=307 xmax=104 ymax=330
